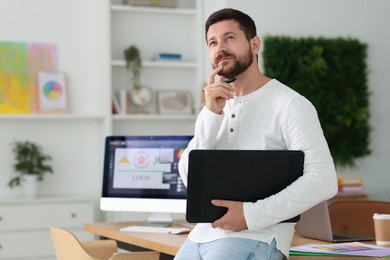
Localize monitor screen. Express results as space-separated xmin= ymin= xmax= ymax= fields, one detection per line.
xmin=100 ymin=135 xmax=192 ymax=226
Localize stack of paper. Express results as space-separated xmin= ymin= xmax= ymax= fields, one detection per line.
xmin=290 ymin=242 xmax=390 ymax=257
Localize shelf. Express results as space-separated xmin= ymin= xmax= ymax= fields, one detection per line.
xmin=109 ymin=0 xmax=202 ymax=133
xmin=112 ymin=60 xmax=197 ymax=69
xmin=112 ymin=114 xmax=196 ymax=120
xmin=0 ymin=196 xmax=95 ymax=204
xmin=0 ymin=114 xmax=105 ymax=120
xmin=110 ymin=4 xmax=196 ymax=15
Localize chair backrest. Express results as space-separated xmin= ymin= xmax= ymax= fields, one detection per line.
xmin=329 ymin=200 xmax=390 ymax=237
xmin=50 ymin=226 xmax=160 ymax=260
xmin=50 ymin=226 xmax=116 ymax=260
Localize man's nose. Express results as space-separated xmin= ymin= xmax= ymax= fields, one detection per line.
xmin=216 ymin=48 xmax=229 ymax=58
xmin=217 ymin=43 xmax=228 ymax=53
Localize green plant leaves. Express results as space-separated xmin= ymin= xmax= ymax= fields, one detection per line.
xmin=124 ymin=45 xmax=142 ymax=88
xmin=263 ymin=36 xmax=371 ymax=167
xmin=7 ymin=140 xmax=53 ymax=188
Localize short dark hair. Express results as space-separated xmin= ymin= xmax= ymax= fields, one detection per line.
xmin=205 ymin=8 xmax=257 ymax=42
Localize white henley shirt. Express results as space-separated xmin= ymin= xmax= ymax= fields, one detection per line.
xmin=178 ymin=79 xmax=338 ymax=258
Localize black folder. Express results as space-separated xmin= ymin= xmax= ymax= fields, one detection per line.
xmin=186 ymin=150 xmax=304 ymax=223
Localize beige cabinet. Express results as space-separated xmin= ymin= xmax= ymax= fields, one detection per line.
xmin=0 ymin=197 xmax=95 ymax=259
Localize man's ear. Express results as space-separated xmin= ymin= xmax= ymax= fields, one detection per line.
xmin=251 ymin=36 xmax=261 ymax=54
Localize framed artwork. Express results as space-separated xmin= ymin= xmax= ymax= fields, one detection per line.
xmin=157 ymin=90 xmax=193 ymax=114
xmin=0 ymin=42 xmax=57 ymax=114
xmin=38 ymin=71 xmax=68 ymax=113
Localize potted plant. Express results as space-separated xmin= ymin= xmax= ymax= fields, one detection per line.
xmin=7 ymin=140 xmax=53 ymax=197
xmin=124 ymin=45 xmax=142 ymax=90
xmin=123 ymin=45 xmax=152 ymax=113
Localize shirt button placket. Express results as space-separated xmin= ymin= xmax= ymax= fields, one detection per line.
xmin=229 ymin=113 xmax=237 ymax=136
xmin=228 ymin=100 xmax=241 ymax=143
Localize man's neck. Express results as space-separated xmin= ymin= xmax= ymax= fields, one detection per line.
xmin=231 ymin=67 xmax=271 ymax=96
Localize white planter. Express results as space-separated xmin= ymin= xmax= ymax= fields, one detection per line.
xmin=22 ymin=175 xmax=40 ymax=198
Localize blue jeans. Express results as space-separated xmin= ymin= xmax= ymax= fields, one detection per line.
xmin=174 ymin=237 xmax=286 ymax=260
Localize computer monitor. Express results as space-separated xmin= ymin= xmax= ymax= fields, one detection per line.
xmin=100 ymin=135 xmax=192 ymax=226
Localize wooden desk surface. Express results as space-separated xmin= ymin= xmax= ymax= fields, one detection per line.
xmin=83 ymin=222 xmax=186 ymax=256
xmin=84 ymin=222 xmax=387 ymax=259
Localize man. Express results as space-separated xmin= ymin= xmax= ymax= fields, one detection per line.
xmin=175 ymin=8 xmax=338 ymax=259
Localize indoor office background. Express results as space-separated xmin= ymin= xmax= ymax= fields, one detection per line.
xmin=1 ymin=0 xmax=389 ymax=220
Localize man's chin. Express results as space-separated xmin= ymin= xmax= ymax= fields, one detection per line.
xmin=218 ymin=70 xmax=237 ymax=78
xmin=217 ymin=67 xmax=235 ymax=78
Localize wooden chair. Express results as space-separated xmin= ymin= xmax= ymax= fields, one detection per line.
xmin=328 ymin=200 xmax=390 ymax=237
xmin=50 ymin=226 xmax=160 ymax=260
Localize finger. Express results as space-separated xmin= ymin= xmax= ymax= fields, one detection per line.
xmin=207 ymin=88 xmax=234 ymax=100
xmin=214 ymin=79 xmax=235 ymax=93
xmin=211 ymin=217 xmax=224 ymax=229
xmin=212 ymin=199 xmax=228 ymax=207
xmin=207 ymin=83 xmax=235 ymax=97
xmin=207 ymin=67 xmax=223 ymax=85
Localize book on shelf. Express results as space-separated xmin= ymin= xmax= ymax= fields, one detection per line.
xmin=124 ymin=0 xmax=177 ymax=8
xmin=339 ymin=185 xmax=365 ymax=193
xmin=112 ymin=89 xmax=130 ymax=115
xmin=152 ymin=53 xmax=182 ymax=61
xmin=337 ymin=177 xmax=365 ymax=193
xmin=112 ymin=96 xmax=121 ymax=114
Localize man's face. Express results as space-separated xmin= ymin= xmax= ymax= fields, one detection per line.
xmin=207 ymin=20 xmax=254 ymax=78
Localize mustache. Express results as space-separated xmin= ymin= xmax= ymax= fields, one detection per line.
xmin=215 ymin=51 xmax=235 ymax=63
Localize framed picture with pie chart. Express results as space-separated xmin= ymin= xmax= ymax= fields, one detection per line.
xmin=38 ymin=71 xmax=68 ymax=113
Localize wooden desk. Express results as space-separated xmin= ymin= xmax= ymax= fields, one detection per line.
xmin=84 ymin=222 xmax=387 ymax=260
xmin=83 ymin=222 xmax=186 ymax=256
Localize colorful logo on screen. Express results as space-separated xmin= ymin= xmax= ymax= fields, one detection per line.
xmin=176 ymin=148 xmax=185 ymax=160
xmin=134 ymin=151 xmax=149 ymax=168
xmin=43 ymin=81 xmax=63 ymax=100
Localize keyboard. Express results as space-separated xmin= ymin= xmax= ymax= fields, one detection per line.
xmin=120 ymin=225 xmax=191 ymax=235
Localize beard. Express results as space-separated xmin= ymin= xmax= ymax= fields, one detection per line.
xmin=212 ymin=46 xmax=253 ymax=79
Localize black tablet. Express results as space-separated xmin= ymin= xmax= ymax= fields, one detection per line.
xmin=186 ymin=150 xmax=304 ymax=223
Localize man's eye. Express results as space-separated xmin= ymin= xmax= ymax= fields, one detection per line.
xmin=209 ymin=41 xmax=216 ymax=47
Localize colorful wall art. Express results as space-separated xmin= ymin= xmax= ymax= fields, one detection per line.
xmin=0 ymin=41 xmax=57 ymax=114
xmin=38 ymin=71 xmax=67 ymax=113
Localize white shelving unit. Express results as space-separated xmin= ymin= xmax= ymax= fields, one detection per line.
xmin=98 ymin=0 xmax=203 ymax=222
xmin=0 ymin=0 xmax=107 ymax=201
xmin=0 ymin=114 xmax=105 ymax=120
xmin=0 ymin=0 xmax=204 ymax=233
xmin=1 ymin=0 xmax=204 ymax=197
xmin=106 ymin=0 xmax=203 ymax=135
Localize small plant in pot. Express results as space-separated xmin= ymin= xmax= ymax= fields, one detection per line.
xmin=124 ymin=45 xmax=152 ymax=113
xmin=7 ymin=140 xmax=53 ymax=197
xmin=124 ymin=45 xmax=142 ymax=90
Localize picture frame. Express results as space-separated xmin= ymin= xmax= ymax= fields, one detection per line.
xmin=157 ymin=90 xmax=193 ymax=115
xmin=38 ymin=71 xmax=68 ymax=113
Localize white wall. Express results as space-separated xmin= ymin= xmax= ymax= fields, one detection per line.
xmin=203 ymin=0 xmax=390 ymax=200
xmin=0 ymin=0 xmax=102 ymax=114
xmin=0 ymin=0 xmax=104 ymax=199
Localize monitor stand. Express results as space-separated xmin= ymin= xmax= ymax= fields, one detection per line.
xmin=144 ymin=212 xmax=173 ymax=227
